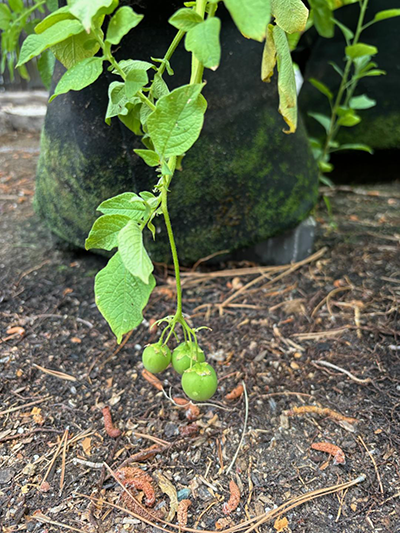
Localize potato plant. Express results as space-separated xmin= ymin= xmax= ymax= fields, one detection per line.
xmin=16 ymin=0 xmax=309 ymax=400
xmin=304 ymin=0 xmax=400 ymax=184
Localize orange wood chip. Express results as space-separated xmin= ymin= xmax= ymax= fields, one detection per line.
xmin=311 ymin=442 xmax=346 ymax=465
xmin=225 ymin=384 xmax=244 ymax=400
xmin=222 ymin=480 xmax=240 ymax=515
xmin=173 ymin=397 xmax=200 ymax=420
xmin=102 ymin=406 xmax=121 ymax=438
xmin=177 ymin=499 xmax=192 ymax=527
xmin=116 ymin=467 xmax=156 ymax=507
xmin=287 ymin=405 xmax=357 ymax=425
xmin=142 ymin=369 xmax=163 ymax=391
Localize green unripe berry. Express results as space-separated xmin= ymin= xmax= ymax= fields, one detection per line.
xmin=172 ymin=341 xmax=205 ymax=375
xmin=142 ymin=343 xmax=171 ymax=374
xmin=181 ymin=362 xmax=218 ymax=401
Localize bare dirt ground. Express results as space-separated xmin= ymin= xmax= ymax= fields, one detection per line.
xmin=1 ymin=132 xmax=399 ymax=533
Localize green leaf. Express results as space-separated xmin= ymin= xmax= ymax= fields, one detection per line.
xmin=118 ymin=102 xmax=142 ymax=135
xmin=147 ymin=84 xmax=207 ymax=158
xmin=85 ymin=214 xmax=131 ymax=251
xmin=140 ymin=191 xmax=159 ymax=210
xmin=134 ymin=149 xmax=160 ymax=167
xmin=151 ymin=73 xmax=169 ymax=99
xmin=337 ymin=112 xmax=361 ymax=127
xmin=345 ymin=43 xmax=378 ymax=59
xmin=106 ymin=6 xmax=143 ymax=45
xmin=185 ymin=18 xmax=221 ymax=70
xmin=0 ymin=4 xmax=12 ymax=31
xmin=125 ymin=68 xmax=148 ymax=98
xmin=261 ymin=24 xmax=276 ymax=82
xmin=49 ymin=56 xmax=104 ymax=102
xmin=153 ymin=57 xmax=174 ymax=75
xmin=373 ymin=9 xmax=400 ymax=22
xmin=140 ymin=101 xmax=154 ymax=125
xmin=98 ymin=192 xmax=146 ymax=218
xmin=308 ymin=112 xmax=331 ymax=133
xmin=329 ymin=61 xmax=343 ymax=77
xmin=333 ymin=18 xmax=354 ymax=41
xmin=271 ymin=0 xmax=308 ymax=34
xmin=309 ymin=137 xmax=322 ymax=160
xmin=95 ymin=252 xmax=155 ymax=343
xmin=361 ymin=69 xmax=386 ymax=77
xmin=169 ymin=8 xmax=203 ymax=31
xmin=308 ymin=78 xmax=333 ymax=100
xmin=309 ymin=0 xmax=334 ymax=38
xmin=35 ymin=6 xmax=74 ymax=33
xmin=161 ymin=160 xmax=173 ymax=175
xmin=147 ymin=220 xmax=156 ymax=240
xmin=17 ymin=20 xmax=84 ymax=66
xmin=332 ymin=143 xmax=373 ymax=154
xmin=37 ymin=50 xmax=56 ymax=90
xmin=224 ymin=0 xmax=271 ymax=41
xmin=113 ymin=59 xmax=154 ymax=75
xmin=51 ymin=30 xmax=101 ymax=69
xmin=46 ymin=0 xmax=59 ymax=10
xmin=318 ymin=160 xmax=333 ymax=173
xmin=273 ymin=25 xmax=297 ymax=133
xmin=118 ymin=220 xmax=154 ymax=284
xmin=106 ymin=81 xmax=129 ymax=123
xmin=69 ymin=0 xmax=117 ymax=32
xmin=320 ymin=175 xmax=334 ymax=188
xmin=9 ymin=0 xmax=24 ymax=13
xmin=349 ymin=94 xmax=376 ymax=110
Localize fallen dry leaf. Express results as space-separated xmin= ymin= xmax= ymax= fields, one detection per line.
xmin=274 ymin=516 xmax=289 ymax=532
xmin=81 ymin=437 xmax=92 ymax=457
xmin=155 ymin=472 xmax=178 ymax=522
xmin=31 ymin=407 xmax=44 ymax=425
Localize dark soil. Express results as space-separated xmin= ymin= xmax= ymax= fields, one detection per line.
xmin=1 ymin=132 xmax=399 ymax=533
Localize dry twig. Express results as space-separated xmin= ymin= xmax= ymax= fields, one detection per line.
xmin=77 ymin=473 xmax=366 ymax=533
xmin=358 ymin=436 xmax=384 ymax=494
xmin=312 ymin=360 xmax=372 ymax=385
xmin=33 ymin=363 xmax=77 ymax=382
xmin=226 ymin=382 xmax=248 ymax=475
xmin=0 ymin=396 xmax=50 ymax=417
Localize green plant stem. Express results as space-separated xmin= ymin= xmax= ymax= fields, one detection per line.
xmin=190 ymin=0 xmax=207 ymax=83
xmin=13 ymin=0 xmax=46 ymax=26
xmin=157 ymin=29 xmax=185 ymax=77
xmin=161 ymin=0 xmax=209 ymax=339
xmin=107 ymin=52 xmax=156 ymax=111
xmin=94 ymin=33 xmax=156 ymax=112
xmin=161 ymin=157 xmax=182 ymax=319
xmin=320 ymin=0 xmax=369 ymax=162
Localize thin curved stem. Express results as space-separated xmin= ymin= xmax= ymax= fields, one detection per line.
xmin=161 ymin=157 xmax=182 ymax=318
xmin=189 ymin=0 xmax=207 ymax=84
xmin=158 ymin=30 xmax=185 ymax=77
xmin=320 ymin=0 xmax=369 ymax=162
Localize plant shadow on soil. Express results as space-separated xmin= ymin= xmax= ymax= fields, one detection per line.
xmin=0 ymin=132 xmax=399 ymax=532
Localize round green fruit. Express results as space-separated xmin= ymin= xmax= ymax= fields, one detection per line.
xmin=142 ymin=343 xmax=171 ymax=374
xmin=172 ymin=341 xmax=205 ymax=375
xmin=181 ymin=362 xmax=218 ymax=401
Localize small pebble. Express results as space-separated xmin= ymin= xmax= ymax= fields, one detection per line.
xmin=177 ymin=488 xmax=191 ymax=501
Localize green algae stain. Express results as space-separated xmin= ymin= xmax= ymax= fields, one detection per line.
xmin=36 ymin=107 xmax=318 ymax=263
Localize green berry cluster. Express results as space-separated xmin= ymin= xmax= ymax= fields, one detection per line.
xmin=142 ymin=340 xmax=218 ymax=401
